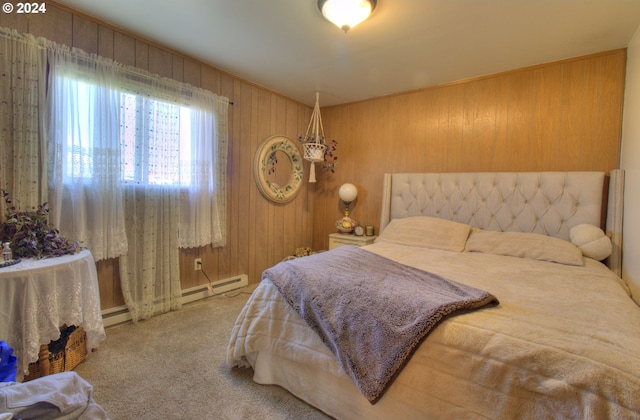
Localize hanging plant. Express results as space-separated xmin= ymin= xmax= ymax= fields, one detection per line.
xmin=297 ymin=134 xmax=338 ymax=174
xmin=1 ymin=190 xmax=78 ymax=259
xmin=298 ymin=92 xmax=339 ymax=182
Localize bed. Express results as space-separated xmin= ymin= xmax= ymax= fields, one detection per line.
xmin=227 ymin=171 xmax=640 ymax=419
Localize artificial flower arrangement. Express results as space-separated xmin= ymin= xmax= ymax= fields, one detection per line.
xmin=293 ymin=246 xmax=316 ymax=257
xmin=1 ymin=190 xmax=78 ymax=259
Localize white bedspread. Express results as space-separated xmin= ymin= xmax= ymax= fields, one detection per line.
xmin=227 ymin=242 xmax=640 ymax=419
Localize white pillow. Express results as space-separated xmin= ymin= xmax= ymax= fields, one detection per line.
xmin=569 ymin=224 xmax=612 ymax=261
xmin=376 ymin=216 xmax=471 ymax=252
xmin=465 ymin=229 xmax=584 ymax=266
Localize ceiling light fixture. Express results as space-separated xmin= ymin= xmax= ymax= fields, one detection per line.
xmin=318 ymin=0 xmax=377 ymax=33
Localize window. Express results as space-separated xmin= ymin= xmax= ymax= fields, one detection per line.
xmin=47 ymin=47 xmax=229 ymax=265
xmin=62 ymin=78 xmax=201 ymax=187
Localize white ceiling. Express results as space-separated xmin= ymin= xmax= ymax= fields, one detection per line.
xmin=54 ymin=0 xmax=640 ymax=107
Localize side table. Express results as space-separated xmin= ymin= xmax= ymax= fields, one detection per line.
xmin=329 ymin=233 xmax=377 ymax=250
xmin=0 ymin=249 xmax=106 ymax=380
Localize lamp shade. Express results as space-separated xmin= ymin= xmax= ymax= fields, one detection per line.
xmin=318 ymin=0 xmax=377 ymax=33
xmin=339 ymin=183 xmax=358 ymax=203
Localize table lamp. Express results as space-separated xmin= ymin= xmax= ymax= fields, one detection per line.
xmin=335 ymin=183 xmax=358 ymax=233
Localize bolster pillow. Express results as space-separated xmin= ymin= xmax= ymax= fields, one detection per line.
xmin=569 ymin=224 xmax=612 ymax=261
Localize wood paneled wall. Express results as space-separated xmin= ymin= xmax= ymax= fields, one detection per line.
xmin=1 ymin=1 xmax=314 ymax=310
xmin=312 ymin=50 xmax=626 ymax=251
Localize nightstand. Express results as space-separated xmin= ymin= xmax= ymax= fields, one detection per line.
xmin=329 ymin=233 xmax=377 ymax=250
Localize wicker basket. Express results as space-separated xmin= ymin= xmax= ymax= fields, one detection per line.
xmin=303 ymin=142 xmax=326 ymax=162
xmin=23 ymin=325 xmax=87 ymax=381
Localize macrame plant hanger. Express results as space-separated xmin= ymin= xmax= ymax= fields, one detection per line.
xmin=302 ymin=92 xmax=326 ymax=183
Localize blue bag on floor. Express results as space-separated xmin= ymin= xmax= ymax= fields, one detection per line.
xmin=0 ymin=341 xmax=17 ymax=382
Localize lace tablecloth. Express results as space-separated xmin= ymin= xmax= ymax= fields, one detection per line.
xmin=0 ymin=250 xmax=106 ymax=380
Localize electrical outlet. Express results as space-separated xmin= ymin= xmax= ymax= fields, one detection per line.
xmin=194 ymin=258 xmax=202 ymax=271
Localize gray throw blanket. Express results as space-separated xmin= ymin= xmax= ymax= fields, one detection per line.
xmin=264 ymin=245 xmax=498 ymax=404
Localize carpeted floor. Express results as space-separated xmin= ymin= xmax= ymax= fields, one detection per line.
xmin=74 ymin=287 xmax=331 ymax=420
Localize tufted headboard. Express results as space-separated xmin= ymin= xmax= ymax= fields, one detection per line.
xmin=379 ymin=171 xmax=624 ymax=274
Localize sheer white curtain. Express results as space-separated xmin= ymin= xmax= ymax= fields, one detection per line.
xmin=0 ymin=28 xmax=47 ymax=214
xmin=46 ymin=42 xmax=228 ymax=321
xmin=178 ymin=90 xmax=228 ymax=249
xmin=117 ymin=84 xmax=183 ymax=320
xmin=46 ymin=46 xmax=128 ymax=261
xmin=119 ymin=185 xmax=182 ymax=321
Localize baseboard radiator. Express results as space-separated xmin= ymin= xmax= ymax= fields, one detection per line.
xmin=102 ymin=274 xmax=249 ymax=328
